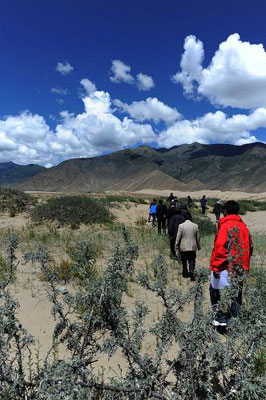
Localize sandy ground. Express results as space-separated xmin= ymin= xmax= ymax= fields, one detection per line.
xmin=133 ymin=188 xmax=266 ymax=201
xmin=2 ymin=191 xmax=266 ymax=379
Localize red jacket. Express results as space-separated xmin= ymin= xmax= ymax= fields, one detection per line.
xmin=210 ymin=214 xmax=252 ymax=273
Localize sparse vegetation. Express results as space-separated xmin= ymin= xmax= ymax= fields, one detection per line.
xmin=31 ymin=195 xmax=113 ymax=228
xmin=0 ymin=228 xmax=265 ymax=399
xmin=1 ymin=191 xmax=266 ymax=398
xmin=0 ymin=187 xmax=36 ymax=216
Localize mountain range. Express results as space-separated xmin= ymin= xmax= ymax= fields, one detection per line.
xmin=1 ymin=142 xmax=266 ymax=193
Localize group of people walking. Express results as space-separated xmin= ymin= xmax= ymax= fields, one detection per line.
xmin=147 ymin=194 xmax=253 ymax=328
xmin=148 ymin=195 xmax=201 ymax=282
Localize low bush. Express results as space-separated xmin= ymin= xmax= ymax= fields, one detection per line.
xmin=193 ymin=214 xmax=217 ymax=236
xmin=0 ymin=187 xmax=36 ymax=216
xmin=31 ymin=195 xmax=113 ymax=228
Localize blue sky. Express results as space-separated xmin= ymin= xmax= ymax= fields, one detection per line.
xmin=1 ymin=0 xmax=266 ymax=166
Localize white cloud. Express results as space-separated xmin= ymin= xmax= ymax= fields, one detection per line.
xmin=172 ymin=35 xmax=204 ymax=95
xmin=136 ymin=73 xmax=155 ymax=91
xmin=173 ymin=33 xmax=266 ymax=109
xmin=158 ymin=109 xmax=265 ymax=148
xmin=114 ymin=97 xmax=181 ymax=124
xmin=110 ymin=60 xmax=155 ymax=91
xmin=56 ymin=61 xmax=74 ymax=75
xmin=0 ymin=112 xmax=53 ymax=164
xmin=110 ymin=60 xmax=134 ymax=84
xmin=80 ymin=78 xmax=97 ymax=95
xmin=0 ymin=89 xmax=156 ymax=165
xmin=1 ymin=80 xmax=266 ymax=166
xmin=51 ymin=87 xmax=69 ymax=95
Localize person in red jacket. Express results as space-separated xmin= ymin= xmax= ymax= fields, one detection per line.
xmin=210 ymin=200 xmax=253 ymax=327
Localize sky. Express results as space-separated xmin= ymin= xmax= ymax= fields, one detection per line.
xmin=1 ymin=0 xmax=266 ymax=166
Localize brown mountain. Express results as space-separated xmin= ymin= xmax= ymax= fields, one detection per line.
xmin=18 ymin=142 xmax=266 ymax=193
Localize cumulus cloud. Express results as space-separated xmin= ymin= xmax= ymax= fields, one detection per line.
xmin=136 ymin=73 xmax=155 ymax=91
xmin=172 ymin=35 xmax=204 ymax=95
xmin=0 ymin=88 xmax=156 ymax=165
xmin=110 ymin=60 xmax=155 ymax=91
xmin=173 ymin=33 xmax=266 ymax=109
xmin=80 ymin=78 xmax=97 ymax=95
xmin=51 ymin=87 xmax=69 ymax=95
xmin=0 ymin=112 xmax=53 ymax=164
xmin=2 ymin=76 xmax=266 ymax=166
xmin=114 ymin=97 xmax=181 ymax=123
xmin=110 ymin=60 xmax=134 ymax=84
xmin=56 ymin=61 xmax=74 ymax=75
xmin=157 ymin=109 xmax=266 ymax=148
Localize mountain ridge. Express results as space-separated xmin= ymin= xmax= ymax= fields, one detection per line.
xmin=1 ymin=142 xmax=266 ymax=192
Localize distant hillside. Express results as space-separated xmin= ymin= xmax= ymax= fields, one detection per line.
xmin=0 ymin=162 xmax=45 ymax=186
xmin=17 ymin=142 xmax=266 ymax=193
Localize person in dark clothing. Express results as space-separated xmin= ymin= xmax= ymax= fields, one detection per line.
xmin=167 ymin=193 xmax=175 ymax=203
xmin=168 ymin=208 xmax=185 ymax=259
xmin=179 ymin=203 xmax=192 ymax=221
xmin=187 ymin=196 xmax=193 ymax=208
xmin=200 ymin=195 xmax=207 ymax=215
xmin=213 ymin=200 xmax=223 ymax=223
xmin=167 ymin=200 xmax=177 ymax=231
xmin=156 ymin=200 xmax=167 ymax=235
xmin=173 ymin=196 xmax=178 ymax=207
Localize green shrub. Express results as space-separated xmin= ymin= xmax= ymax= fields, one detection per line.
xmin=66 ymin=240 xmax=98 ymax=282
xmin=0 ymin=187 xmax=36 ymax=216
xmin=31 ymin=195 xmax=113 ymax=228
xmin=193 ymin=214 xmax=217 ymax=236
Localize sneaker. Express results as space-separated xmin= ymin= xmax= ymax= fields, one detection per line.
xmin=212 ymin=319 xmax=227 ymax=327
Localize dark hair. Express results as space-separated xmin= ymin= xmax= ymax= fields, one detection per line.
xmin=183 ymin=211 xmax=192 ymax=221
xmin=159 ymin=199 xmax=163 ymax=205
xmin=223 ymin=200 xmax=240 ymax=215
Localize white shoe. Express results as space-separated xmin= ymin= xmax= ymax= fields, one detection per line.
xmin=212 ymin=319 xmax=227 ymax=327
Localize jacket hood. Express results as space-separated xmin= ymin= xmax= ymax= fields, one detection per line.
xmin=219 ymin=214 xmax=243 ymax=226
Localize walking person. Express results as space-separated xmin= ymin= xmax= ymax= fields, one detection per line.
xmin=210 ymin=200 xmax=253 ymax=327
xmin=187 ymin=196 xmax=193 ymax=209
xmin=200 ymin=195 xmax=207 ymax=215
xmin=148 ymin=199 xmax=157 ymax=226
xmin=168 ymin=208 xmax=185 ymax=259
xmin=156 ymin=199 xmax=167 ymax=235
xmin=175 ymin=214 xmax=201 ymax=280
xmin=167 ymin=200 xmax=177 ymax=231
xmin=213 ymin=200 xmax=223 ymax=224
xmin=167 ymin=192 xmax=175 ymax=203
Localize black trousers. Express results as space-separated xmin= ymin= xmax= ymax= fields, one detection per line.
xmin=158 ymin=217 xmax=166 ymax=234
xmin=210 ymin=283 xmax=243 ymax=321
xmin=215 ymin=212 xmax=221 ymax=223
xmin=170 ymin=236 xmax=176 ymax=256
xmin=201 ymin=206 xmax=206 ymax=215
xmin=180 ymin=251 xmax=196 ymax=275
